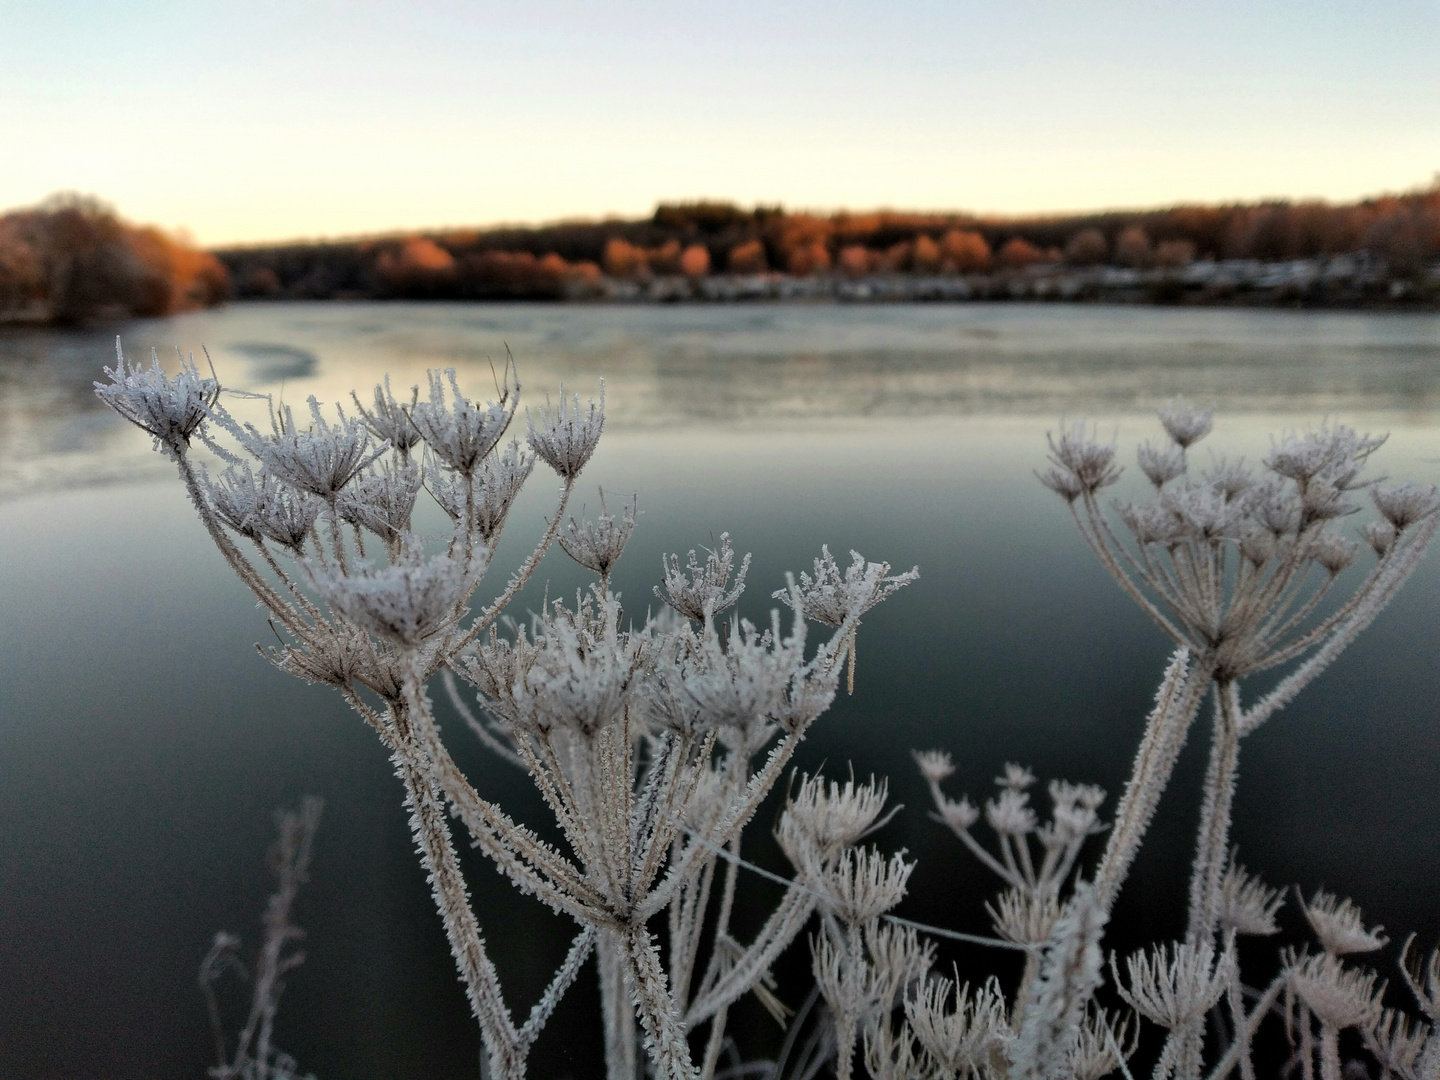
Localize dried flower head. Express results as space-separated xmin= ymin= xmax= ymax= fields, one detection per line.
xmin=352 ymin=376 xmax=421 ymax=458
xmin=776 ymin=773 xmax=892 ymax=864
xmin=808 ymin=846 xmax=914 ymax=927
xmin=1113 ymin=940 xmax=1234 ymax=1030
xmin=337 ymin=460 xmax=421 ymax=545
xmin=1288 ymin=950 xmax=1385 ymax=1030
xmin=1217 ymin=857 xmax=1284 ymax=937
xmin=1372 ymin=482 xmax=1440 ymax=531
xmin=558 ymin=490 xmax=638 ymax=579
xmin=1042 ymin=422 xmax=1122 ymax=498
xmin=1138 ymin=440 xmax=1188 ymax=488
xmin=772 ymin=546 xmax=918 ymax=628
xmin=1302 ymin=889 xmax=1388 ymax=956
xmin=904 ymin=972 xmax=1009 ymax=1077
xmin=411 ymin=366 xmax=517 ymax=477
xmin=244 ymin=398 xmax=383 ymax=500
xmin=655 ymin=533 xmax=751 ymax=622
xmin=913 ymin=749 xmax=956 ymax=785
xmin=1158 ymin=398 xmax=1215 ymax=449
xmin=309 ymin=553 xmax=480 ymax=646
xmin=526 ymin=383 xmax=604 ymax=480
xmin=94 ymin=339 xmax=220 ymax=460
xmin=987 ymin=888 xmax=1062 ymax=947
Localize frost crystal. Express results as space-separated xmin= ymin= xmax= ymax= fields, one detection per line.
xmin=352 ymin=376 xmax=422 ymax=458
xmin=558 ymin=491 xmax=637 ymax=578
xmin=310 ymin=553 xmax=479 ymax=645
xmin=1302 ymin=889 xmax=1388 ymax=956
xmin=526 ymin=383 xmax=604 ymax=480
xmin=411 ymin=367 xmax=517 ymax=477
xmin=655 ymin=533 xmax=751 ymax=622
xmin=772 ymin=547 xmax=919 ymax=628
xmin=94 ymin=338 xmax=219 ymax=460
xmin=1157 ymin=398 xmax=1215 ymax=449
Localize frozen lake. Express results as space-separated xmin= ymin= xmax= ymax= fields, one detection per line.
xmin=3 ymin=301 xmax=1439 ymax=1078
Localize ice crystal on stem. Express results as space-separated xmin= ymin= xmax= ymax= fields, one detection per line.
xmin=527 ymin=382 xmax=604 ymax=479
xmin=1040 ymin=404 xmax=1439 ymax=948
xmin=656 ymin=532 xmax=751 ymax=623
xmin=94 ymin=338 xmax=219 ymax=460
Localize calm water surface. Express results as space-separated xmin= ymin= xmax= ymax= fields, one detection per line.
xmin=2 ymin=303 xmax=1439 ymax=1078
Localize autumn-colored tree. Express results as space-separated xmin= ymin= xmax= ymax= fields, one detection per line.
xmin=678 ymin=244 xmax=710 ymax=278
xmin=1064 ymin=227 xmax=1108 ymax=266
xmin=837 ymin=244 xmax=874 ymax=278
xmin=602 ymin=237 xmax=647 ymax=279
xmin=911 ymin=234 xmax=941 ymax=273
xmin=1115 ymin=225 xmax=1153 ymax=268
xmin=998 ymin=236 xmax=1044 ymax=268
xmin=647 ymin=240 xmax=682 ymax=276
xmin=1154 ymin=238 xmax=1196 ymax=268
xmin=940 ymin=229 xmax=990 ymax=271
xmin=781 ymin=241 xmax=826 ymax=276
xmin=877 ymin=241 xmax=912 ymax=273
xmin=726 ymin=239 xmax=768 ymax=274
xmin=0 ymin=193 xmax=230 ymax=323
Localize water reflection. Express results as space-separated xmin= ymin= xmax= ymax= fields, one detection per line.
xmin=4 ymin=301 xmax=1440 ymax=497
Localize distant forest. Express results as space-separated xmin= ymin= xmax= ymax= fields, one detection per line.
xmin=216 ymin=183 xmax=1440 ymax=302
xmin=0 ymin=194 xmax=229 ymax=324
xmin=2 ymin=185 xmax=1438 ymax=324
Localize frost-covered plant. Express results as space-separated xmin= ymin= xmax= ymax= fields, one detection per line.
xmin=1038 ymin=401 xmax=1439 ymax=947
xmin=100 ymin=354 xmax=1440 ymax=1080
xmin=98 ymin=345 xmax=915 ymax=1080
xmin=200 ymin=798 xmax=323 ymax=1080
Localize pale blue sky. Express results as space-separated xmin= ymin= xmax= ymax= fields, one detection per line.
xmin=2 ymin=1 xmax=1436 ymax=245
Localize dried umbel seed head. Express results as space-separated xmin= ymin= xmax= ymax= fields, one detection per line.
xmin=1117 ymin=501 xmax=1185 ymax=546
xmin=985 ymin=787 xmax=1036 ymax=837
xmin=337 ymin=460 xmax=422 ymax=545
xmin=1044 ymin=779 xmax=1106 ymax=846
xmin=1239 ymin=528 xmax=1277 ymax=567
xmin=95 ymin=339 xmax=220 ymax=460
xmin=1372 ymin=482 xmax=1440 ymax=531
xmin=1288 ymin=951 xmax=1385 ymax=1030
xmin=1367 ymin=1008 xmax=1430 ymax=1080
xmin=1302 ymin=889 xmax=1388 ymax=956
xmin=913 ymin=749 xmax=955 ymax=785
xmin=903 ymin=973 xmax=1009 ymax=1078
xmin=1217 ymin=858 xmax=1284 ymax=937
xmin=1310 ymin=531 xmax=1360 ymax=576
xmin=559 ymin=490 xmax=638 ymax=579
xmin=808 ymin=846 xmax=914 ymax=927
xmin=1137 ymin=440 xmax=1188 ymax=488
xmin=310 ymin=553 xmax=481 ymax=646
xmin=1158 ymin=398 xmax=1215 ymax=449
xmin=249 ymin=399 xmax=383 ymax=500
xmin=1043 ymin=423 xmax=1122 ymax=497
xmin=352 ymin=376 xmax=421 ymax=458
xmin=997 ymin=762 xmax=1036 ymax=790
xmin=1067 ymin=1006 xmax=1136 ymax=1080
xmin=1113 ymin=940 xmax=1234 ymax=1030
xmin=776 ymin=773 xmax=891 ymax=863
xmin=526 ymin=383 xmax=604 ymax=480
xmin=510 ymin=601 xmax=641 ymax=738
xmin=411 ymin=366 xmax=517 ymax=478
xmin=773 ymin=547 xmax=919 ymax=628
xmin=1265 ymin=424 xmax=1385 ymax=485
xmin=1363 ymin=520 xmax=1397 ymax=557
xmin=987 ymin=887 xmax=1061 ymax=946
xmin=1206 ymin=457 xmax=1255 ymax=501
xmin=655 ymin=533 xmax=751 ymax=622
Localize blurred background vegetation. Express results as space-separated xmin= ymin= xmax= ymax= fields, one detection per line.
xmin=3 ymin=182 xmax=1437 ymax=320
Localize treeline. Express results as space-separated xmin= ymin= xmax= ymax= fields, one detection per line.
xmin=0 ymin=194 xmax=230 ymax=324
xmin=219 ymin=183 xmax=1440 ymax=302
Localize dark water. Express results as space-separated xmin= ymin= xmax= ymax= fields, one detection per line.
xmin=2 ymin=303 xmax=1440 ymax=1079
